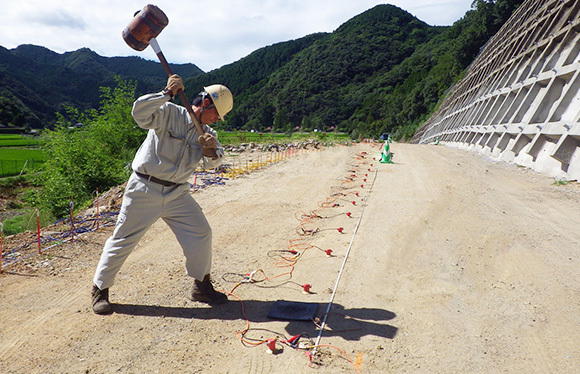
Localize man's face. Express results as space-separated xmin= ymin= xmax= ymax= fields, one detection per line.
xmin=200 ymin=106 xmax=220 ymax=125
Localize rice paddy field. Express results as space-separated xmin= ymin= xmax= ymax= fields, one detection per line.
xmin=0 ymin=134 xmax=45 ymax=177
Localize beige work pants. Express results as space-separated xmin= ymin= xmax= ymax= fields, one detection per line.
xmin=93 ymin=172 xmax=212 ymax=290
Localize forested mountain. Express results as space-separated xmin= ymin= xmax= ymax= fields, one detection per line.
xmin=186 ymin=1 xmax=523 ymax=139
xmin=0 ymin=0 xmax=524 ymax=139
xmin=184 ymin=5 xmax=442 ymax=135
xmin=0 ymin=45 xmax=202 ymax=129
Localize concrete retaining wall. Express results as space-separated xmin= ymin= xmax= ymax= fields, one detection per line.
xmin=413 ymin=0 xmax=580 ymax=181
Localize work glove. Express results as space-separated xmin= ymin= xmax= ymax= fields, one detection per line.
xmin=165 ymin=74 xmax=185 ymax=97
xmin=199 ymin=133 xmax=219 ymax=159
xmin=199 ymin=133 xmax=217 ymax=149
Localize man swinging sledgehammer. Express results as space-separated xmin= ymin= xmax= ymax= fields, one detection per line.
xmin=91 ymin=75 xmax=233 ymax=314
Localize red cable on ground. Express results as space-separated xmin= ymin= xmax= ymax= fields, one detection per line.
xmin=219 ymin=144 xmax=378 ymax=372
xmin=223 ymin=286 xmax=364 ymax=372
xmin=313 ymin=160 xmax=379 ymax=363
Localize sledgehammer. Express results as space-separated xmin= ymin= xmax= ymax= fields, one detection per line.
xmin=122 ymin=4 xmax=206 ymax=137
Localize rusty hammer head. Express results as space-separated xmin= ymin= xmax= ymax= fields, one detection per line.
xmin=122 ymin=4 xmax=169 ymax=51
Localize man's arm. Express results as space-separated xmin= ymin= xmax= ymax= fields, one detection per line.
xmin=131 ymin=93 xmax=171 ymax=129
xmin=132 ymin=75 xmax=184 ymax=129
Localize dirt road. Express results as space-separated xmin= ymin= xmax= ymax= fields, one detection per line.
xmin=1 ymin=143 xmax=578 ymax=373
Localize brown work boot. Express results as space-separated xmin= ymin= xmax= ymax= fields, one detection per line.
xmin=190 ymin=274 xmax=228 ymax=304
xmin=92 ymin=285 xmax=112 ymax=315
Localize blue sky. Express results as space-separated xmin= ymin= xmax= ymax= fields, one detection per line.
xmin=2 ymin=1 xmax=474 ymax=71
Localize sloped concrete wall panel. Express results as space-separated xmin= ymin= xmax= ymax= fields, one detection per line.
xmin=414 ymin=0 xmax=580 ymax=181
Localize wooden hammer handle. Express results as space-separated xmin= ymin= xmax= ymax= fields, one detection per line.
xmin=150 ymin=38 xmax=205 ymax=136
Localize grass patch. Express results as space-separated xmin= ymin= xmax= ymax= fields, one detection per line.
xmin=0 ymin=149 xmax=46 ymax=177
xmin=1 ymin=207 xmax=56 ymax=236
xmin=0 ymin=175 xmax=54 ymax=236
xmin=554 ymin=179 xmax=573 ymax=186
xmin=0 ymin=134 xmax=46 ymax=176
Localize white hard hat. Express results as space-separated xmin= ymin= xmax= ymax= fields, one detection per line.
xmin=204 ymin=84 xmax=233 ymax=120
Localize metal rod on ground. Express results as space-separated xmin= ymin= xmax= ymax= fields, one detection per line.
xmin=312 ymin=164 xmax=379 ymax=355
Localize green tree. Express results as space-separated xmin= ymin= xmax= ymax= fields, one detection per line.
xmin=273 ymin=107 xmax=291 ymax=133
xmin=38 ymin=77 xmax=144 ymax=217
xmin=301 ymin=116 xmax=313 ymax=132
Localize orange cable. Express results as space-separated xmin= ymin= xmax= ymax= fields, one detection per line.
xmin=224 ymin=146 xmax=374 ymax=372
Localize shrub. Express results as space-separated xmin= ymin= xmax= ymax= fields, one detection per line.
xmin=38 ymin=77 xmax=145 ymax=218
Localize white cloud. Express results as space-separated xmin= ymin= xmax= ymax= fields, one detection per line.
xmin=28 ymin=9 xmax=86 ymax=29
xmin=1 ymin=1 xmax=474 ymax=71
